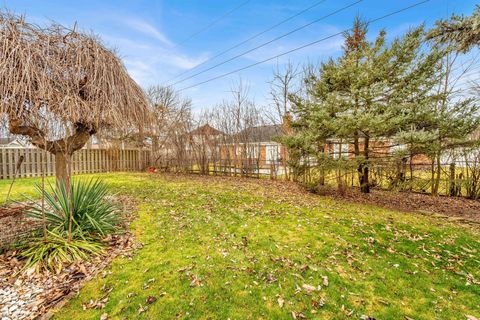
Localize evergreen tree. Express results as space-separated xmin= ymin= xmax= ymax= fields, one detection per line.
xmin=427 ymin=6 xmax=480 ymax=53
xmin=287 ymin=19 xmax=443 ymax=193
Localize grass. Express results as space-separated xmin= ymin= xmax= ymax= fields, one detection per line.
xmin=2 ymin=173 xmax=479 ymax=319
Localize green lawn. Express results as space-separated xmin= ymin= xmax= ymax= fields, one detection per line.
xmin=2 ymin=173 xmax=479 ymax=319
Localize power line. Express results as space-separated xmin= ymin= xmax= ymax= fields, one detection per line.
xmin=178 ymin=0 xmax=430 ymax=92
xmin=173 ymin=0 xmax=251 ymax=49
xmin=170 ymin=0 xmax=364 ymax=87
xmin=165 ymin=0 xmax=328 ymax=84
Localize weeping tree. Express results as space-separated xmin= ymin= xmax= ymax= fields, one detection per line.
xmin=0 ymin=12 xmax=150 ymax=185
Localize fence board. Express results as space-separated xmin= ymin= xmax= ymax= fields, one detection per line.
xmin=0 ymin=148 xmax=151 ymax=179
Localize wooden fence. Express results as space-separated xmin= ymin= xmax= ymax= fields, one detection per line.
xmin=0 ymin=148 xmax=151 ymax=179
xmin=155 ymin=157 xmax=288 ymax=179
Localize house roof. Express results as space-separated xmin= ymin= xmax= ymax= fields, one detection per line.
xmin=0 ymin=137 xmax=29 ymax=147
xmin=189 ymin=124 xmax=224 ymax=136
xmin=230 ymin=125 xmax=283 ymax=143
xmin=0 ymin=137 xmax=14 ymax=145
xmin=0 ymin=138 xmax=23 ymax=146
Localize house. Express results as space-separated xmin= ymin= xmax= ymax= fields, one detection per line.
xmin=325 ymin=137 xmax=431 ymax=166
xmin=220 ymin=124 xmax=287 ymax=171
xmin=189 ymin=124 xmax=224 ymax=140
xmin=0 ymin=137 xmax=33 ymax=148
xmin=187 ymin=124 xmax=225 ymax=151
xmin=86 ymin=133 xmax=151 ymax=150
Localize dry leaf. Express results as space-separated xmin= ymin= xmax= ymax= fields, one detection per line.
xmin=322 ymin=276 xmax=329 ymax=287
xmin=146 ymin=296 xmax=157 ymax=304
xmin=190 ymin=275 xmax=202 ymax=287
xmin=302 ymin=284 xmax=316 ymax=294
xmin=277 ymin=296 xmax=285 ymax=308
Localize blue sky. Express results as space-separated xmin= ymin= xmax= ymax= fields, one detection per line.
xmin=2 ymin=0 xmax=478 ymax=111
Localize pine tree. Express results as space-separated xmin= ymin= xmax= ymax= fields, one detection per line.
xmin=287 ymin=19 xmax=444 ymax=193
xmin=427 ymin=5 xmax=480 ymax=53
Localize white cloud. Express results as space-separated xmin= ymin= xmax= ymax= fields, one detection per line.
xmin=123 ymin=18 xmax=173 ymax=47
xmin=164 ymin=52 xmax=209 ymax=70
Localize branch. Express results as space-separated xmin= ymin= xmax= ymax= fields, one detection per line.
xmin=9 ymin=117 xmax=96 ymax=154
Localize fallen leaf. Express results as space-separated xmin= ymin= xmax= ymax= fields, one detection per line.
xmin=190 ymin=275 xmax=202 ymax=287
xmin=138 ymin=304 xmax=147 ymax=314
xmin=302 ymin=284 xmax=316 ymax=294
xmin=146 ymin=296 xmax=157 ymax=304
xmin=322 ymin=276 xmax=329 ymax=287
xmin=277 ymin=296 xmax=285 ymax=308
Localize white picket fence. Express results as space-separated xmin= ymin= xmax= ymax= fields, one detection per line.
xmin=0 ymin=148 xmax=151 ymax=179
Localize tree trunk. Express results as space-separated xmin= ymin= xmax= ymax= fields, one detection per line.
xmin=55 ymin=151 xmax=74 ymax=241
xmin=354 ymin=132 xmax=361 ymax=188
xmin=432 ymin=153 xmax=441 ymax=196
xmin=55 ymin=152 xmax=72 ymax=187
xmin=430 ymin=159 xmax=435 ymax=194
xmin=360 ymin=137 xmax=370 ymax=193
xmin=449 ymin=163 xmax=456 ymax=197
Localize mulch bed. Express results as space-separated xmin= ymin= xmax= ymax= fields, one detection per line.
xmin=323 ymin=188 xmax=480 ymax=225
xmin=0 ymin=204 xmax=27 ymax=219
xmin=0 ymin=196 xmax=141 ymax=320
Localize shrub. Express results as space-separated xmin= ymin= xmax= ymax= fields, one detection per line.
xmin=27 ymin=178 xmax=120 ymax=236
xmin=19 ymin=229 xmax=104 ymax=273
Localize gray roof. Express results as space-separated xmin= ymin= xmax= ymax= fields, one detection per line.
xmin=0 ymin=137 xmax=14 ymax=145
xmin=230 ymin=125 xmax=283 ymax=143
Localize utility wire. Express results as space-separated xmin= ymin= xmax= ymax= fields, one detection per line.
xmin=173 ymin=0 xmax=251 ymax=49
xmin=165 ymin=0 xmax=328 ymax=84
xmin=170 ymin=0 xmax=363 ymax=87
xmin=178 ymin=0 xmax=430 ymax=92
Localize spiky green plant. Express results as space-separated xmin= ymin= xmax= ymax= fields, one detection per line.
xmin=19 ymin=229 xmax=104 ymax=273
xmin=27 ymin=178 xmax=120 ymax=236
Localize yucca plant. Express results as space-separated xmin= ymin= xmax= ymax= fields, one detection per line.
xmin=27 ymin=178 xmax=120 ymax=236
xmin=19 ymin=228 xmax=104 ymax=273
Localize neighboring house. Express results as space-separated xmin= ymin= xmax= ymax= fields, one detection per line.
xmin=325 ymin=137 xmax=431 ymax=165
xmin=220 ymin=125 xmax=286 ymax=169
xmin=85 ymin=134 xmax=150 ymax=150
xmin=0 ymin=137 xmax=33 ymax=148
xmin=187 ymin=124 xmax=225 ymax=152
xmin=189 ymin=124 xmax=225 ymax=141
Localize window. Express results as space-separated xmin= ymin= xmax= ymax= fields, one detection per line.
xmin=390 ymin=143 xmax=407 ymax=154
xmin=333 ymin=143 xmax=349 ymax=159
xmin=266 ymin=144 xmax=280 ymax=164
xmin=341 ymin=143 xmax=349 ymax=158
xmin=247 ymin=144 xmax=259 ymax=159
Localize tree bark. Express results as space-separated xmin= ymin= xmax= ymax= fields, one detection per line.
xmin=360 ymin=136 xmax=370 ymax=193
xmin=449 ymin=163 xmax=456 ymax=197
xmin=432 ymin=153 xmax=441 ymax=196
xmin=55 ymin=152 xmax=72 ymax=187
xmin=354 ymin=132 xmax=361 ymax=188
